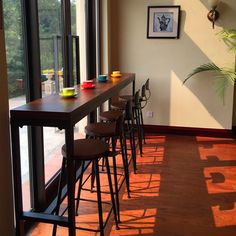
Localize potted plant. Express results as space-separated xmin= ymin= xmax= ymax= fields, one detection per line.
xmin=183 ymin=29 xmax=236 ymax=101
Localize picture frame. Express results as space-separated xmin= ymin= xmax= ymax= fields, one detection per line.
xmin=147 ymin=6 xmax=181 ymax=39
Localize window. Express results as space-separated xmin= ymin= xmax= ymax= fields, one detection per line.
xmin=5 ymin=0 xmax=100 ymax=216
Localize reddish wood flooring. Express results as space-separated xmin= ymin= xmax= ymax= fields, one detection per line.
xmin=27 ymin=134 xmax=236 ymax=236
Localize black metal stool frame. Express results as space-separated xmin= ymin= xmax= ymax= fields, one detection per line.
xmin=53 ymin=147 xmax=119 ymax=236
xmin=85 ymin=117 xmax=131 ymax=223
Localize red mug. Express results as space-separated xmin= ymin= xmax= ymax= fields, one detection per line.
xmin=82 ymin=81 xmax=95 ymax=88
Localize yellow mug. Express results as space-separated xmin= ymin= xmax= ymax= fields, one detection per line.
xmin=62 ymin=87 xmax=75 ymax=96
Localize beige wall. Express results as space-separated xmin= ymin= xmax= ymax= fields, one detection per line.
xmin=0 ymin=23 xmax=15 ymax=235
xmin=104 ymin=0 xmax=236 ymax=129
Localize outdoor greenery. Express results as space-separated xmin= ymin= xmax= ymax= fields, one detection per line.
xmin=3 ymin=0 xmax=24 ymax=97
xmin=3 ymin=0 xmax=76 ymax=98
xmin=183 ymin=29 xmax=236 ymax=101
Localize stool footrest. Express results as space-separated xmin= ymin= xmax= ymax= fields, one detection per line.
xmin=23 ymin=212 xmax=68 ymax=227
xmin=77 ymin=197 xmax=112 ymax=206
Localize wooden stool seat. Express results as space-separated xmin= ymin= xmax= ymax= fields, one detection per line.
xmin=111 ymin=100 xmax=127 ymax=110
xmin=61 ymin=139 xmax=109 ymax=160
xmin=119 ymin=94 xmax=134 ymax=101
xmin=85 ymin=122 xmax=116 ymax=137
xmin=99 ymin=110 xmax=123 ymax=122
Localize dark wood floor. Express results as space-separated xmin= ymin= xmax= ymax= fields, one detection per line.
xmin=28 ymin=134 xmax=236 ymax=236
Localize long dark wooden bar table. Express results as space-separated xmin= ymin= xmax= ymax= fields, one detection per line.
xmin=10 ymin=73 xmax=135 ymax=236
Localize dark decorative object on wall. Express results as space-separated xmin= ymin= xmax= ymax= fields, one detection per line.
xmin=147 ymin=6 xmax=181 ymax=39
xmin=207 ymin=0 xmax=220 ymax=29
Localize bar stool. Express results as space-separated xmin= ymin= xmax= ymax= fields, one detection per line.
xmin=116 ymin=90 xmax=143 ymax=156
xmin=119 ymin=78 xmax=151 ymax=149
xmin=139 ymin=84 xmax=148 ymax=144
xmin=140 ymin=78 xmax=151 ymax=143
xmin=84 ymin=114 xmax=130 ymax=223
xmin=133 ymin=90 xmax=144 ymax=154
xmin=53 ymin=139 xmax=119 ymax=236
xmin=99 ymin=100 xmax=137 ymax=174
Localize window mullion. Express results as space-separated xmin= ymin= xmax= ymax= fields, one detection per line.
xmin=21 ymin=0 xmax=45 ymax=211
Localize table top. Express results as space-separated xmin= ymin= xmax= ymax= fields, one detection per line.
xmin=10 ymin=73 xmax=135 ymax=128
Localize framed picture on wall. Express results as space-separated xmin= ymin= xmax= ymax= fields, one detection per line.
xmin=147 ymin=6 xmax=181 ymax=39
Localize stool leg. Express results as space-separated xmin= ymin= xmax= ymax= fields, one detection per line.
xmin=86 ymin=135 xmax=96 ymax=191
xmin=119 ymin=135 xmax=131 ymax=198
xmin=104 ymin=156 xmax=120 ymax=230
xmin=101 ymin=157 xmax=105 ymax=171
xmin=134 ymin=108 xmax=143 ymax=156
xmin=122 ymin=127 xmax=128 ymax=162
xmin=52 ymin=157 xmax=66 ymax=236
xmin=75 ymin=161 xmax=85 ymax=215
xmin=130 ymin=118 xmax=138 ymax=172
xmin=94 ymin=159 xmax=104 ymax=236
xmin=101 ymin=137 xmax=110 ymax=171
xmin=111 ymin=137 xmax=121 ymax=222
xmin=140 ymin=108 xmax=146 ymax=144
xmin=128 ymin=119 xmax=137 ymax=173
xmin=137 ymin=108 xmax=144 ymax=154
xmin=90 ymin=161 xmax=96 ymax=192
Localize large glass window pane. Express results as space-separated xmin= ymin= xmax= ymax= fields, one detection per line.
xmin=3 ymin=0 xmax=30 ymax=211
xmin=37 ymin=0 xmax=65 ymax=183
xmin=4 ymin=0 xmax=86 ymax=213
xmin=38 ymin=0 xmax=63 ymax=96
xmin=71 ymin=0 xmax=79 ymax=86
xmin=37 ymin=0 xmax=82 ymax=184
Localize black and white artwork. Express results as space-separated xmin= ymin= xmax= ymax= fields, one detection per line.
xmin=153 ymin=12 xmax=173 ymax=32
xmin=147 ymin=6 xmax=180 ymax=39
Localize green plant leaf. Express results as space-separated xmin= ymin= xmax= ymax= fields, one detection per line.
xmin=218 ymin=29 xmax=236 ymax=52
xmin=219 ymin=29 xmax=236 ymax=39
xmin=183 ymin=63 xmax=221 ymax=84
xmin=183 ymin=63 xmax=236 ymax=101
xmin=214 ymin=67 xmax=236 ymax=102
xmin=183 ymin=28 xmax=236 ymax=102
xmin=214 ymin=76 xmax=228 ymax=102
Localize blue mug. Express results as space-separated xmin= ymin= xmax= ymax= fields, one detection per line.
xmin=98 ymin=74 xmax=107 ymax=82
